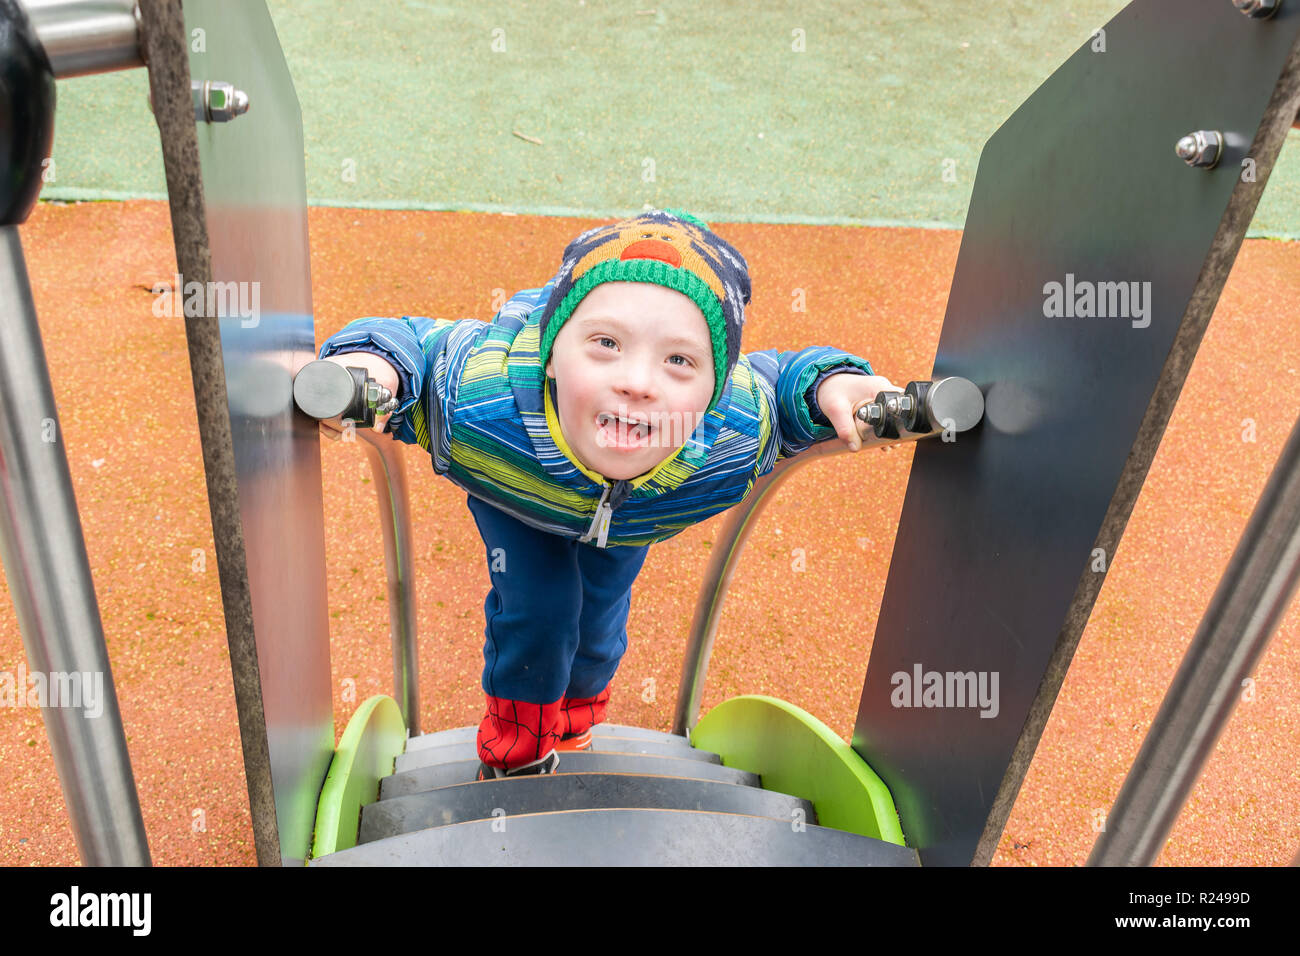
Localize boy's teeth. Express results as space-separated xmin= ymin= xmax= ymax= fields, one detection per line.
xmin=598 ymin=413 xmax=649 ymax=438
xmin=601 ymin=413 xmax=647 ymax=428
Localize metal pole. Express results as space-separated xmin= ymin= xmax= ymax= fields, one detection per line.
xmin=1088 ymin=414 xmax=1300 ymax=866
xmin=358 ymin=432 xmax=421 ymax=736
xmin=0 ymin=225 xmax=151 ymax=865
xmin=21 ymin=0 xmax=143 ymax=79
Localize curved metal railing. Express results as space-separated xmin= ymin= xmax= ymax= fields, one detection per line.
xmin=355 ymin=430 xmax=420 ymax=736
xmin=672 ymin=376 xmax=985 ymax=736
xmin=294 ymin=359 xmax=421 ymax=736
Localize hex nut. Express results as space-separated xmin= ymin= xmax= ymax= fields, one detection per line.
xmin=1232 ymin=0 xmax=1281 ymax=19
xmin=1175 ymin=130 xmax=1223 ymax=169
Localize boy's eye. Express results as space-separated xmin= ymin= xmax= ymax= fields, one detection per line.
xmin=592 ymin=337 xmax=690 ymax=366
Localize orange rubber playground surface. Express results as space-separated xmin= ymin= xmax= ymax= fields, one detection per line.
xmin=0 ymin=200 xmax=1297 ymax=867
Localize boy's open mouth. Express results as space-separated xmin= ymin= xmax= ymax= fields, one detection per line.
xmin=595 ymin=412 xmax=654 ymax=448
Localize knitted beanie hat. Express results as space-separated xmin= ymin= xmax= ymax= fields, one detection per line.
xmin=537 ymin=208 xmax=751 ymax=414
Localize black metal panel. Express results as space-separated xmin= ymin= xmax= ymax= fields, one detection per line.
xmin=359 ymin=773 xmax=816 ymax=842
xmin=394 ymin=735 xmax=717 ymax=774
xmin=314 ymin=808 xmax=920 ymax=867
xmin=0 ymin=0 xmax=55 ymax=226
xmin=403 ymin=723 xmax=689 ymax=752
xmin=850 ymin=0 xmax=1300 ymax=867
xmin=381 ymin=752 xmax=760 ymax=799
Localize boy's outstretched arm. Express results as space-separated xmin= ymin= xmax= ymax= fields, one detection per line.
xmin=313 ymin=284 xmax=556 ymax=463
xmin=316 ymin=315 xmax=459 ymax=457
xmin=743 ymin=346 xmax=896 ymax=463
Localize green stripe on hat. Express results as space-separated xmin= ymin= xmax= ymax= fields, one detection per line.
xmin=538 ymin=257 xmax=729 ymax=411
xmin=660 ymin=207 xmax=711 ymax=231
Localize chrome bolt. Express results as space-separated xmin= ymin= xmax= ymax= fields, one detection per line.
xmin=857 ymin=403 xmax=883 ymax=423
xmin=1175 ymin=130 xmax=1223 ymax=169
xmin=364 ymin=381 xmax=397 ymax=414
xmin=194 ymin=80 xmax=250 ymax=123
xmin=1232 ymin=0 xmax=1281 ymax=19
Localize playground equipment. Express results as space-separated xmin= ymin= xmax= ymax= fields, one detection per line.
xmin=1 ymin=0 xmax=1298 ymax=866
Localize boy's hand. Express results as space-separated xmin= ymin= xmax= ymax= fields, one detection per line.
xmin=318 ymin=352 xmax=401 ymax=440
xmin=816 ymin=372 xmax=903 ymax=453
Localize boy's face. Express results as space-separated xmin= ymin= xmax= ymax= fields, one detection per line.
xmin=545 ymin=282 xmax=715 ymax=481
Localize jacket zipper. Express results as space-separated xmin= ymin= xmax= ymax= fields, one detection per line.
xmin=580 ymin=478 xmax=631 ymax=548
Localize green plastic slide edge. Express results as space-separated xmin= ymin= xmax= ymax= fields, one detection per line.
xmin=308 ymin=694 xmax=408 ymax=861
xmin=690 ymin=694 xmax=906 ymax=846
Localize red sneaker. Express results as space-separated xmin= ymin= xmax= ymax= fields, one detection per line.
xmin=553 ymin=728 xmax=592 ymax=752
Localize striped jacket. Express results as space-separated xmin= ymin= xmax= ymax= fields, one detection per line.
xmin=317 ymin=277 xmax=874 ymax=548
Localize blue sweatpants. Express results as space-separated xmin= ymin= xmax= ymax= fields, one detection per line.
xmin=465 ymin=493 xmax=650 ymax=766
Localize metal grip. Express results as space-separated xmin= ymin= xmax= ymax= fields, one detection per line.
xmin=292 ymin=359 xmax=399 ymax=429
xmin=854 ymin=376 xmax=985 ymax=440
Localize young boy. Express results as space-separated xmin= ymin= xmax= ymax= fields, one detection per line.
xmin=316 ymin=208 xmax=898 ymax=779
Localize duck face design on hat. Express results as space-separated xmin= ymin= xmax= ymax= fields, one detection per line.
xmin=538 ymin=208 xmax=751 ymax=417
xmin=569 ymin=217 xmax=729 ymax=298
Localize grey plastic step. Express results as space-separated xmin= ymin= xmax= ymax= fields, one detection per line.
xmin=403 ymin=723 xmax=689 ymax=753
xmin=311 ymin=808 xmax=920 ymax=866
xmin=382 ymin=750 xmax=760 ymax=799
xmin=359 ymin=772 xmax=817 ymax=843
xmin=395 ymin=734 xmax=718 ymax=774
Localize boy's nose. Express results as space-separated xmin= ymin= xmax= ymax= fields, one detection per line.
xmin=615 ymin=364 xmax=656 ymax=401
